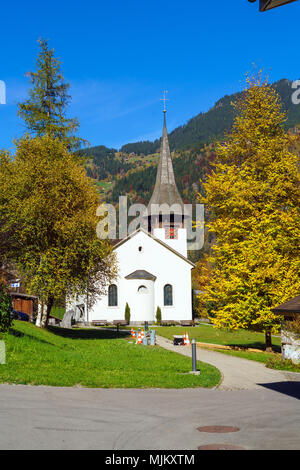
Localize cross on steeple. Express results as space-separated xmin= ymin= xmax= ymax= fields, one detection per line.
xmin=160 ymin=90 xmax=169 ymax=113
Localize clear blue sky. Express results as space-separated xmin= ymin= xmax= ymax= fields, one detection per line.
xmin=0 ymin=0 xmax=299 ymax=152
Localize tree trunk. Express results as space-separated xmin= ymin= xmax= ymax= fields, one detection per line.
xmin=36 ymin=302 xmax=44 ymax=328
xmin=265 ymin=330 xmax=273 ymax=352
xmin=40 ymin=296 xmax=54 ymax=329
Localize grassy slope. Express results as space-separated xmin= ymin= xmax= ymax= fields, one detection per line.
xmin=0 ymin=321 xmax=221 ymax=389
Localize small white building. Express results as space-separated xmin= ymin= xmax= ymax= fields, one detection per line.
xmin=72 ymin=111 xmax=195 ymax=325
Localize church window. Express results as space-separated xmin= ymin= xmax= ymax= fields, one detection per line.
xmin=108 ymin=284 xmax=118 ymax=306
xmin=138 ymin=285 xmax=148 ymax=293
xmin=164 ymin=284 xmax=173 ymax=306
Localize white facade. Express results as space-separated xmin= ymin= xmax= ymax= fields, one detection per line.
xmin=76 ymin=228 xmax=194 ymax=324
xmin=71 ymin=113 xmax=196 ymax=325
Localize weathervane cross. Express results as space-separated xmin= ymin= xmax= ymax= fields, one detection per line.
xmin=160 ymin=90 xmax=169 ymax=113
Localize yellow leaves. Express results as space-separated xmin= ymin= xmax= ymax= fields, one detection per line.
xmin=198 ymin=71 xmax=300 ymax=334
xmin=1 ymin=135 xmax=116 ymax=305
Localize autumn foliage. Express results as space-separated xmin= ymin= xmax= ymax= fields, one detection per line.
xmin=198 ymin=71 xmax=300 ymax=347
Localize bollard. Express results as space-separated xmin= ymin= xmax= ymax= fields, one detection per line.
xmin=150 ymin=329 xmax=156 ymax=345
xmin=192 ymin=338 xmax=197 ymax=372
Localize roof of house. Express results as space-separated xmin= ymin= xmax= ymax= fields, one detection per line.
xmin=272 ymin=295 xmax=300 ymax=315
xmin=113 ymin=227 xmax=195 ymax=267
xmin=125 ymin=270 xmax=157 ymax=281
xmin=10 ymin=292 xmax=38 ymax=300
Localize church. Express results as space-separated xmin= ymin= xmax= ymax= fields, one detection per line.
xmin=72 ymin=109 xmax=195 ymax=325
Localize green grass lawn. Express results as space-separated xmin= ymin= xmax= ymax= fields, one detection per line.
xmin=50 ymin=306 xmax=66 ymax=320
xmin=0 ymin=321 xmax=221 ymax=389
xmin=156 ymin=325 xmax=282 ymax=352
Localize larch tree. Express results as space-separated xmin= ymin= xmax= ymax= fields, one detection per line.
xmin=199 ymin=71 xmax=300 ymax=350
xmin=18 ymin=38 xmax=86 ymax=151
xmin=1 ymin=136 xmax=116 ymax=328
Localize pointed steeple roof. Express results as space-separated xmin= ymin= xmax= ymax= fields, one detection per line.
xmin=147 ymin=112 xmax=184 ymax=213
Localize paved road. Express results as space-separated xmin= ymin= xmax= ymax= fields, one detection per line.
xmin=0 ymin=383 xmax=299 ymax=450
xmin=156 ymin=335 xmax=300 ymax=390
xmin=1 ymin=337 xmax=299 ymax=450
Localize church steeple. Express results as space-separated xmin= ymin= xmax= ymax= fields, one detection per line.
xmin=147 ymin=111 xmax=184 ymax=214
xmin=144 ymin=98 xmax=188 ymax=256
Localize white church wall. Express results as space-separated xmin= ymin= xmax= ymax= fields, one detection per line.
xmin=86 ymin=230 xmax=193 ymax=324
xmin=153 ymin=227 xmax=187 ymax=257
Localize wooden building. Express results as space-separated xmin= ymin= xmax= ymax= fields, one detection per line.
xmin=10 ymin=292 xmax=38 ymax=322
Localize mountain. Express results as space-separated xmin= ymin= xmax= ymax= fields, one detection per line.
xmin=80 ymin=78 xmax=300 ymax=262
xmin=80 ymin=78 xmax=300 ymax=204
xmin=120 ymin=79 xmax=300 ymax=154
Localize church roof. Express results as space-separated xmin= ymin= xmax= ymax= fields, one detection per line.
xmin=147 ymin=112 xmax=184 ymax=214
xmin=113 ymin=227 xmax=195 ymax=267
xmin=125 ymin=270 xmax=157 ymax=281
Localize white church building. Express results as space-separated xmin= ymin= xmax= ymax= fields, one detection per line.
xmin=72 ymin=111 xmax=195 ymax=325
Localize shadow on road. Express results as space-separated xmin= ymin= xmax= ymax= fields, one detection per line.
xmin=257 ymin=381 xmax=300 ymax=400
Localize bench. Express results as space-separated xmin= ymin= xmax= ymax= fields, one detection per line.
xmin=180 ymin=320 xmax=195 ymax=327
xmin=92 ymin=320 xmax=108 ymax=326
xmin=161 ymin=320 xmax=179 ymax=326
xmin=113 ymin=320 xmax=128 ymax=326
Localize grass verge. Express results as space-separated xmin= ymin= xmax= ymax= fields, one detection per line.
xmin=0 ymin=321 xmax=221 ymax=388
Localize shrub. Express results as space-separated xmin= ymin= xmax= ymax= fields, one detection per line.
xmin=125 ymin=303 xmax=130 ymax=324
xmin=0 ymin=278 xmax=13 ymax=333
xmin=156 ymin=306 xmax=162 ymax=325
xmin=266 ymin=355 xmax=300 ymax=373
xmin=282 ymin=318 xmax=300 ymax=336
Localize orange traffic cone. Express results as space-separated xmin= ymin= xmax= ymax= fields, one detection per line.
xmin=137 ymin=330 xmax=143 ymax=344
xmin=141 ymin=329 xmax=145 ymax=340
xmin=185 ymin=332 xmax=190 ymax=346
xmin=131 ymin=328 xmax=136 ymax=339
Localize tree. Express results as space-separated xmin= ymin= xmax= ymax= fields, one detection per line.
xmin=18 ymin=38 xmax=85 ymax=151
xmin=125 ymin=302 xmax=131 ymax=324
xmin=199 ymin=70 xmax=300 ymax=350
xmin=0 ymin=151 xmax=16 ymax=266
xmin=156 ymin=306 xmax=162 ymax=325
xmin=0 ymin=277 xmax=12 ymax=333
xmin=1 ymin=135 xmax=116 ymax=328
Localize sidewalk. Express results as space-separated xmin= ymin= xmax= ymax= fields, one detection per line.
xmin=156 ymin=335 xmax=299 ymax=390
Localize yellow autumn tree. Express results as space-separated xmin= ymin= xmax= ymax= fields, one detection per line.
xmin=199 ymin=70 xmax=300 ymax=350
xmin=0 ymin=136 xmax=116 ymax=327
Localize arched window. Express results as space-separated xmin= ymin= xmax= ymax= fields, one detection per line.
xmin=108 ymin=284 xmax=118 ymax=306
xmin=164 ymin=284 xmax=173 ymax=306
xmin=138 ymin=285 xmax=148 ymax=293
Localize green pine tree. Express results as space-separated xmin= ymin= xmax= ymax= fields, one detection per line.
xmin=18 ymin=38 xmax=86 ymax=150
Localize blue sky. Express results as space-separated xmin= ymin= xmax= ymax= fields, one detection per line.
xmin=0 ymin=0 xmax=299 ymax=152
